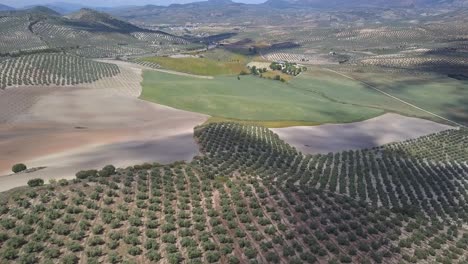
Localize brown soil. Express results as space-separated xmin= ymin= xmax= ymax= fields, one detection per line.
xmin=0 ymin=62 xmax=208 ymax=191
xmin=272 ymin=113 xmax=453 ymax=154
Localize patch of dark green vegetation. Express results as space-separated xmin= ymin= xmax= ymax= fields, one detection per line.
xmin=1 ymin=124 xmax=468 ymax=263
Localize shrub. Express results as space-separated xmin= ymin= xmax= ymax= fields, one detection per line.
xmin=23 ymin=241 xmax=44 ymax=253
xmin=206 ymin=251 xmax=221 ymax=263
xmin=1 ymin=218 xmax=16 ymax=229
xmin=340 ymin=255 xmax=353 ymax=263
xmin=12 ymin=164 xmax=27 ymax=173
xmin=124 ymin=234 xmax=141 ymax=246
xmin=62 ymin=254 xmax=79 ymax=264
xmin=108 ymin=252 xmax=122 ymax=264
xmin=244 ymin=248 xmax=257 ymax=259
xmin=99 ymin=165 xmax=116 ymax=177
xmin=88 ymin=236 xmax=105 ymax=246
xmin=167 ymin=252 xmax=183 ymax=264
xmin=44 ymin=247 xmax=61 ymax=259
xmin=228 ymin=256 xmax=240 ymax=264
xmin=145 ymin=239 xmax=159 ymax=250
xmin=187 ymin=248 xmax=202 ymax=259
xmin=76 ymin=170 xmax=98 ymax=179
xmin=0 ymin=233 xmax=9 ymax=242
xmin=92 ymin=225 xmax=104 ymax=235
xmin=27 ymin=178 xmax=44 ymax=187
xmin=53 ymin=224 xmax=70 ymax=236
xmin=146 ymin=250 xmax=162 ymax=262
xmin=86 ymin=248 xmax=102 ymax=258
xmin=266 ymin=252 xmax=280 ymax=263
xmin=67 ymin=242 xmax=84 ymax=252
xmin=18 ymin=254 xmax=36 ymax=263
xmin=6 ymin=236 xmax=26 ymax=249
xmin=2 ymin=247 xmax=18 ymax=260
xmin=128 ymin=246 xmax=142 ymax=256
xmin=58 ymin=179 xmax=69 ymax=186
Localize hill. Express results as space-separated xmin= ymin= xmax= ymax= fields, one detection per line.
xmin=109 ymin=0 xmax=468 ymax=24
xmin=0 ymin=8 xmax=202 ymax=58
xmin=23 ymin=2 xmax=87 ymax=14
xmin=1 ymin=125 xmax=468 ymax=263
xmin=0 ymin=4 xmax=14 ymax=11
xmin=22 ymin=6 xmax=62 ymax=16
xmin=109 ymin=1 xmax=272 ymax=25
xmin=263 ymin=0 xmax=468 ymax=8
xmin=66 ymin=8 xmax=142 ymax=32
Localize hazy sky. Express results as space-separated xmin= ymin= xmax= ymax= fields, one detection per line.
xmin=2 ymin=0 xmax=265 ymax=8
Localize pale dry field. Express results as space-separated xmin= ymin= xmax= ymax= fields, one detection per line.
xmin=247 ymin=61 xmax=272 ymax=69
xmin=0 ymin=59 xmax=457 ymax=191
xmin=0 ymin=61 xmax=208 ymax=191
xmin=272 ymin=113 xmax=453 ymax=154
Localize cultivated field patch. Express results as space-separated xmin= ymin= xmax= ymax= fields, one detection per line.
xmin=272 ymin=113 xmax=453 ymax=154
xmin=141 ymin=66 xmax=462 ymax=126
xmin=135 ymin=56 xmax=247 ymax=76
xmin=0 ymin=62 xmax=208 ymax=190
xmin=342 ymin=70 xmax=468 ymax=126
xmin=140 ymin=70 xmax=385 ymax=125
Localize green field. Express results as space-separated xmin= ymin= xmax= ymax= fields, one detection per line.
xmin=346 ymin=71 xmax=468 ymax=126
xmin=141 ymin=70 xmax=387 ymax=125
xmin=138 ymin=50 xmax=248 ymax=76
xmin=141 ymin=67 xmax=468 ymax=126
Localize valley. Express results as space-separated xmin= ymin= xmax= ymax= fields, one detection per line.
xmin=0 ymin=1 xmax=468 ymax=264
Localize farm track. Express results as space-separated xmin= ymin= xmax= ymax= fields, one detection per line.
xmin=149 ymin=68 xmax=214 ymax=79
xmin=323 ymin=68 xmax=466 ymax=128
xmin=98 ymin=59 xmax=214 ymax=79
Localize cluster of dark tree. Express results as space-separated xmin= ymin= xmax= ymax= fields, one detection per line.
xmin=270 ymin=62 xmax=306 ymax=76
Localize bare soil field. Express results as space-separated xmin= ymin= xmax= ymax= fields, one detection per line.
xmin=0 ymin=62 xmax=208 ymax=191
xmin=272 ymin=113 xmax=453 ymax=154
xmin=0 ymin=86 xmax=58 ymax=123
xmin=88 ymin=60 xmax=144 ymax=97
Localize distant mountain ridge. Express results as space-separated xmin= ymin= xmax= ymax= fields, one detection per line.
xmin=66 ymin=8 xmax=144 ymax=32
xmin=22 ymin=2 xmax=85 ymax=14
xmin=264 ymin=0 xmax=468 ymax=8
xmin=0 ymin=6 xmax=200 ymax=57
xmin=0 ymin=4 xmax=14 ymax=11
xmin=107 ymin=0 xmax=468 ymax=25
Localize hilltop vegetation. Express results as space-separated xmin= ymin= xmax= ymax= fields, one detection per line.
xmin=197 ymin=123 xmax=468 ymax=219
xmin=1 ymin=124 xmax=468 ymax=263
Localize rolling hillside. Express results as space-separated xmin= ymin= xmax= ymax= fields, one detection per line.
xmin=109 ymin=0 xmax=468 ymax=24
xmin=0 ymin=4 xmax=14 ymax=11
xmin=0 ymin=125 xmax=467 ymax=263
xmin=0 ymin=7 xmax=202 ymax=58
